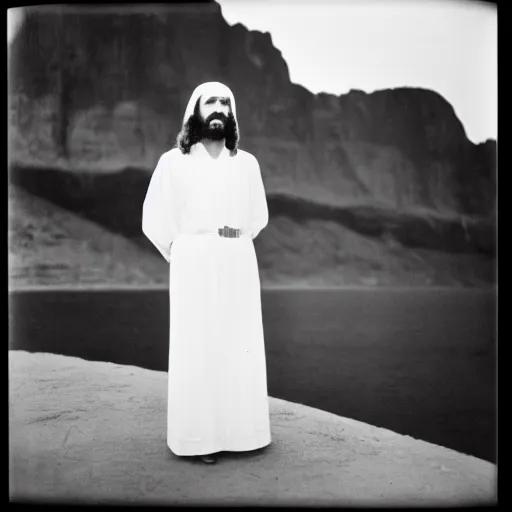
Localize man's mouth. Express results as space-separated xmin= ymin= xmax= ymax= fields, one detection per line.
xmin=209 ymin=119 xmax=224 ymax=128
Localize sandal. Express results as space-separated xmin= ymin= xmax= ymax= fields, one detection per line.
xmin=199 ymin=453 xmax=218 ymax=464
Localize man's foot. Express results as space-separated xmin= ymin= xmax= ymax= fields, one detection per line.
xmin=199 ymin=453 xmax=218 ymax=464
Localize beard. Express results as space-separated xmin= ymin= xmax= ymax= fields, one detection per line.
xmin=200 ymin=112 xmax=232 ymax=141
xmin=176 ymin=108 xmax=239 ymax=155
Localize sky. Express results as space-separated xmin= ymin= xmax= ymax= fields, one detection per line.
xmin=217 ymin=0 xmax=497 ymax=144
xmin=8 ymin=1 xmax=497 ymax=144
xmin=7 ymin=8 xmax=23 ymax=44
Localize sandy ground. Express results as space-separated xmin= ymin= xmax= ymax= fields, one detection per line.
xmin=9 ymin=350 xmax=497 ymax=507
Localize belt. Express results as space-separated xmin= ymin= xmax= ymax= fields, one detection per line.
xmin=218 ymin=226 xmax=242 ymax=238
xmin=179 ymin=228 xmax=243 ymax=239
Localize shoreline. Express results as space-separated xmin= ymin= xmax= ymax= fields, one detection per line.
xmin=8 ymin=283 xmax=497 ymax=293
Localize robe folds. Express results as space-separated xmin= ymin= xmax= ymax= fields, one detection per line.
xmin=142 ymin=142 xmax=272 ymax=456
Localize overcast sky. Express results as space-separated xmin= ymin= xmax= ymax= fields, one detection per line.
xmin=217 ymin=0 xmax=497 ymax=144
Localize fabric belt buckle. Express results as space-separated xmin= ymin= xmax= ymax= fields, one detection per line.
xmin=218 ymin=226 xmax=241 ymax=238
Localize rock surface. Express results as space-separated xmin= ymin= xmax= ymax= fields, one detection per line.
xmin=8 ymin=3 xmax=496 ymax=217
xmin=9 ymin=350 xmax=496 ymax=506
xmin=8 ymin=2 xmax=496 ymax=287
xmin=8 ymin=184 xmax=167 ymax=288
xmin=8 ymin=183 xmax=494 ymax=288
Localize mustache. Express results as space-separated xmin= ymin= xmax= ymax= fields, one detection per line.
xmin=204 ymin=112 xmax=229 ymax=125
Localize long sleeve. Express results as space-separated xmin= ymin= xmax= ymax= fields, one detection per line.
xmin=142 ymin=151 xmax=178 ymax=263
xmin=247 ymin=156 xmax=269 ymax=240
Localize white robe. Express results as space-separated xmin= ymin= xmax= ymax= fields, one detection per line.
xmin=142 ymin=142 xmax=271 ymax=456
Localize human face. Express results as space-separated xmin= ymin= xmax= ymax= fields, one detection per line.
xmin=199 ymin=95 xmax=231 ymax=131
xmin=197 ymin=95 xmax=232 ymax=141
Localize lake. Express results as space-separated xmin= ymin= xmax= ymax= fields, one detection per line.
xmin=8 ymin=287 xmax=496 ymax=463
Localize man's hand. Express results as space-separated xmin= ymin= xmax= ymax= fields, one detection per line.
xmin=218 ymin=225 xmax=241 ymax=238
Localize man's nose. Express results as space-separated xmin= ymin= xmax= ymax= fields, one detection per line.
xmin=214 ymin=101 xmax=228 ymax=111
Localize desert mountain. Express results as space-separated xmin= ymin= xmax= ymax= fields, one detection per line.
xmin=8 ymin=2 xmax=496 ymax=286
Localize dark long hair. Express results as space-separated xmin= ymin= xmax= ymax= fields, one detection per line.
xmin=175 ymin=97 xmax=239 ymax=155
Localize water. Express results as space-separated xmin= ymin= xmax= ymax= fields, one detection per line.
xmin=8 ymin=287 xmax=496 ymax=463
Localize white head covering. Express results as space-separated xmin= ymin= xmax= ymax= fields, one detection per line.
xmin=182 ymin=81 xmax=238 ymax=136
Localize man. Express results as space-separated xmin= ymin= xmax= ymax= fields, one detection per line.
xmin=142 ymin=82 xmax=271 ymax=465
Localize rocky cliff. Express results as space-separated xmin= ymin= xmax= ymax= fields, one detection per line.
xmin=8 ymin=2 xmax=497 ymax=286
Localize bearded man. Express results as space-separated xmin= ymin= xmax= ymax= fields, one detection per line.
xmin=142 ymin=82 xmax=271 ymax=465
